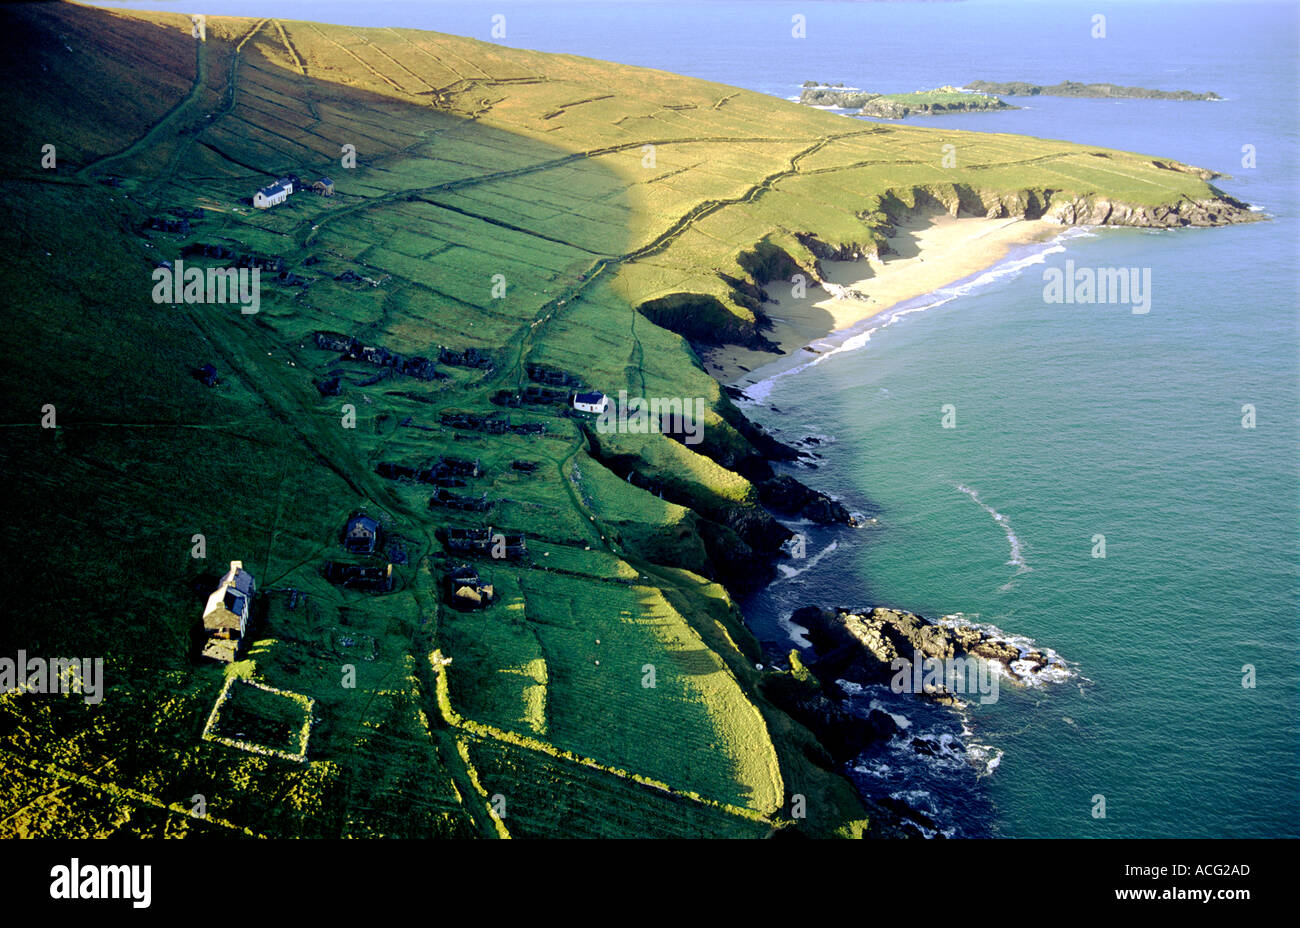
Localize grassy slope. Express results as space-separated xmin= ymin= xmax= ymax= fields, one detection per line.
xmin=0 ymin=1 xmax=1240 ymax=838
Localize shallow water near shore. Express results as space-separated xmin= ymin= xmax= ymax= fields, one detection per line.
xmin=740 ymin=201 xmax=1298 ymax=836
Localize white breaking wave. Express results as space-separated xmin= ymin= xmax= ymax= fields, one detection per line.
xmin=955 ymin=483 xmax=1030 ymax=574
xmin=938 ymin=612 xmax=1077 ymax=688
xmin=741 ymin=227 xmax=1094 ymax=403
xmin=774 ymin=538 xmax=839 ymax=583
xmin=778 ymin=614 xmax=813 ymax=649
xmin=868 ymin=698 xmax=912 ymax=730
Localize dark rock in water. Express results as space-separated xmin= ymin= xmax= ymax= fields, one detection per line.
xmin=910 ymin=736 xmax=940 ymax=757
xmin=865 ymin=707 xmax=901 ymax=740
xmin=760 ymin=662 xmax=901 ymax=764
xmin=793 ymin=604 xmax=1046 ymax=698
xmin=757 ymin=474 xmax=855 ymax=525
xmin=877 ymin=796 xmax=941 ymax=835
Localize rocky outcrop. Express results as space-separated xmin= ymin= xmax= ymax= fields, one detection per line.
xmin=1042 ymin=193 xmax=1258 ymax=227
xmin=857 ymin=95 xmax=1012 ymax=119
xmin=798 ymin=85 xmax=877 ymax=109
xmin=756 ymin=474 xmax=858 ymax=525
xmin=800 ymin=84 xmax=1015 ymax=118
xmin=791 ymin=604 xmax=1052 ymax=694
xmin=636 ymin=291 xmax=778 ymax=351
xmin=875 ymin=182 xmax=1259 ymax=229
xmin=793 ymin=231 xmax=881 ymax=262
xmin=857 ymin=97 xmax=909 ymax=119
xmin=966 ymin=80 xmax=1221 ymax=101
xmin=761 ymin=652 xmax=900 ymax=763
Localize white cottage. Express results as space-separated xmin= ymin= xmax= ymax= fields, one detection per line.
xmin=253 ymin=181 xmax=289 ymax=209
xmin=572 ymin=391 xmax=609 ymax=414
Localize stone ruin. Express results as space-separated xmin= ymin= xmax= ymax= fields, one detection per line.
xmin=439 ymin=347 xmax=495 ymax=371
xmin=314 ymin=331 xmax=442 ymax=381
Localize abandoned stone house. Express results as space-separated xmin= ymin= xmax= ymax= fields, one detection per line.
xmin=313 ymin=177 xmax=334 ymax=196
xmin=428 ymin=489 xmax=491 ymax=512
xmin=344 ymin=513 xmax=380 ymax=555
xmin=201 ymin=560 xmax=255 ymax=662
xmin=147 ymin=216 xmax=190 ymax=234
xmin=324 ymin=561 xmax=394 ymax=593
xmin=441 ymin=527 xmax=526 ymax=559
xmin=445 ymin=565 xmax=494 ymax=610
xmin=195 ymin=363 xmax=218 ymax=387
xmin=526 ymin=363 xmax=580 ymax=387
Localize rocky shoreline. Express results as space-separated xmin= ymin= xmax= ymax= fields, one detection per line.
xmin=791 ymin=605 xmax=1057 ymax=693
xmin=966 ymin=79 xmax=1222 ymax=101
xmin=799 ymin=82 xmax=1015 ymax=118
xmin=686 ymin=168 xmax=1260 ymax=834
xmin=758 ymin=603 xmax=1066 ymax=837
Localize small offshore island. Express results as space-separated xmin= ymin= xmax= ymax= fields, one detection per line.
xmin=801 ymin=82 xmax=1015 ymax=118
xmin=966 ymin=79 xmax=1222 ymax=101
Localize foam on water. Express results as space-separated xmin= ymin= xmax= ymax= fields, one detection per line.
xmin=955 ymin=483 xmax=1030 ymax=575
xmin=777 ymin=612 xmax=812 ymax=649
xmin=938 ymin=613 xmax=1078 ymax=687
xmin=774 ymin=538 xmax=839 ymax=583
xmin=741 ymin=229 xmax=1091 ymax=403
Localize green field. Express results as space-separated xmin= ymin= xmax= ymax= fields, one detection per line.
xmin=0 ymin=1 xmax=1248 ymax=838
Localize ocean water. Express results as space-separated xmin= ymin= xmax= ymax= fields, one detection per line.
xmin=94 ymin=0 xmax=1299 ymax=837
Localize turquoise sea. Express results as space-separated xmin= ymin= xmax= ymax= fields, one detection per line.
xmin=95 ymin=0 xmax=1299 ymax=837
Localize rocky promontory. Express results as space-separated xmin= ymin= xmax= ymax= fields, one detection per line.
xmin=791 ymin=604 xmax=1056 ymax=695
xmin=800 ymin=83 xmax=1015 ymax=118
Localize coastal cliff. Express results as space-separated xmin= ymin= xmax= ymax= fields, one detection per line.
xmin=641 ymin=178 xmax=1259 ymax=359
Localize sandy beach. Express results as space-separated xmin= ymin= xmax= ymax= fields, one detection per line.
xmin=703 ymin=213 xmax=1063 ymax=386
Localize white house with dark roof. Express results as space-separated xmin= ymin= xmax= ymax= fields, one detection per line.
xmin=253 ymin=181 xmax=290 ymax=209
xmin=572 ymin=391 xmax=609 ymax=414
